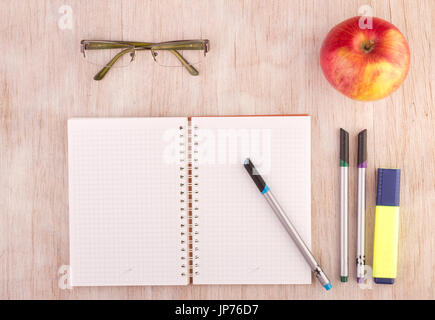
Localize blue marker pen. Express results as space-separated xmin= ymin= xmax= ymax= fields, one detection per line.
xmin=244 ymin=158 xmax=332 ymax=291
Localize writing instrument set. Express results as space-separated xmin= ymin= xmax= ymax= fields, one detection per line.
xmin=339 ymin=129 xmax=400 ymax=286
xmin=240 ymin=127 xmax=401 ymax=291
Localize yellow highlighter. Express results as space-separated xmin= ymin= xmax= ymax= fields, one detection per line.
xmin=373 ymin=168 xmax=401 ymax=284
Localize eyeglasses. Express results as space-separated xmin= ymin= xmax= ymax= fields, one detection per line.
xmin=80 ymin=39 xmax=210 ymax=80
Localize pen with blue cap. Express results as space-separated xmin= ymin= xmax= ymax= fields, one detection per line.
xmin=244 ymin=158 xmax=332 ymax=291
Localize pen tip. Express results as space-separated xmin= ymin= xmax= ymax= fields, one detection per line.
xmin=357 ymin=129 xmax=367 ymax=167
xmin=340 ymin=129 xmax=349 ymax=165
xmin=341 ymin=128 xmax=348 ymax=135
xmin=340 ymin=276 xmax=348 ymax=283
xmin=323 ymin=283 xmax=332 ymax=291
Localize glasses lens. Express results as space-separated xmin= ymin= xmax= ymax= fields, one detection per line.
xmin=82 ymin=46 xmax=135 ymax=68
xmin=153 ymin=50 xmax=204 ymax=67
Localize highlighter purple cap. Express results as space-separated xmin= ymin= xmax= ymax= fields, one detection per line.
xmin=376 ymin=169 xmax=401 ymax=206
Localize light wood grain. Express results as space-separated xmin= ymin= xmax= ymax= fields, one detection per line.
xmin=0 ymin=0 xmax=433 ymax=299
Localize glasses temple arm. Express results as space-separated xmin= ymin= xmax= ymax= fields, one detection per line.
xmin=93 ymin=48 xmax=135 ymax=81
xmin=168 ymin=49 xmax=199 ymax=76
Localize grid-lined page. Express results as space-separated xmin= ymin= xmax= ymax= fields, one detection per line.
xmin=192 ymin=116 xmax=311 ymax=284
xmin=68 ymin=118 xmax=188 ymax=286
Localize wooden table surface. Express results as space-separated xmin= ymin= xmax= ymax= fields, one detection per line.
xmin=0 ymin=0 xmax=433 ymax=299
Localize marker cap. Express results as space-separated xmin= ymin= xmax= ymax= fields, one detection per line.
xmin=357 ymin=130 xmax=367 ymax=168
xmin=376 ymin=169 xmax=401 ymax=206
xmin=323 ymin=283 xmax=332 ymax=291
xmin=339 ymin=128 xmax=349 ymax=167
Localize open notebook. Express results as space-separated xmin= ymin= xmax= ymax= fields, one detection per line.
xmin=68 ymin=116 xmax=311 ymax=286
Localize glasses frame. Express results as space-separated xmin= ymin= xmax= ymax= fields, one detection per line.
xmin=81 ymin=39 xmax=210 ymax=80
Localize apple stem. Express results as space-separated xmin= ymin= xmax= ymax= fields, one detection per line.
xmin=362 ymin=40 xmax=375 ymax=53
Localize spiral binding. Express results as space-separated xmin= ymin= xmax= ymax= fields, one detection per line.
xmin=179 ymin=121 xmax=200 ymax=280
xmin=179 ymin=124 xmax=189 ymax=277
xmin=190 ymin=122 xmax=200 ymax=278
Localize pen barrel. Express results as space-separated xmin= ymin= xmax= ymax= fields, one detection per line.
xmin=264 ymin=191 xmax=329 ymax=285
xmin=313 ymin=266 xmax=331 ymax=287
xmin=340 ymin=167 xmax=349 ymax=279
xmin=356 ymin=167 xmax=366 ymax=280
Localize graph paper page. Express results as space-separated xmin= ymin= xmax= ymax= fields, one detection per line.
xmin=68 ymin=118 xmax=188 ymax=286
xmin=192 ymin=116 xmax=311 ymax=284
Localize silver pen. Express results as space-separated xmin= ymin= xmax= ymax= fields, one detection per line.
xmin=244 ymin=158 xmax=332 ymax=291
xmin=356 ymin=129 xmax=367 ymax=283
xmin=339 ymin=129 xmax=349 ymax=283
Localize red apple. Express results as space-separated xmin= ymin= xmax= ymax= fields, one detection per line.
xmin=320 ymin=16 xmax=410 ymax=101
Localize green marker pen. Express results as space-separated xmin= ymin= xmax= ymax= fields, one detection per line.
xmin=339 ymin=129 xmax=349 ymax=282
